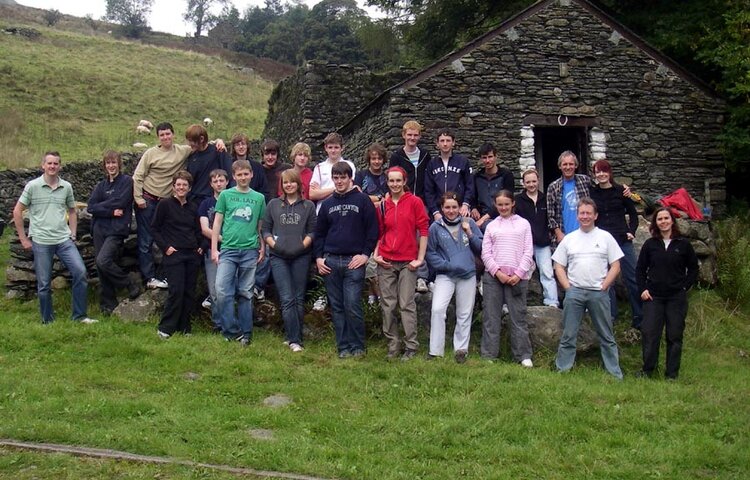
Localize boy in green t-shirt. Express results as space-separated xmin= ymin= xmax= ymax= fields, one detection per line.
xmin=211 ymin=160 xmax=266 ymax=344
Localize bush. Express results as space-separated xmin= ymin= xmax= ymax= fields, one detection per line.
xmin=714 ymin=213 xmax=750 ymax=308
xmin=43 ymin=9 xmax=62 ymax=27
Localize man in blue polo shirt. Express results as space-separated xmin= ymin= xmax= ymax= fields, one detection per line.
xmin=13 ymin=151 xmax=97 ymax=324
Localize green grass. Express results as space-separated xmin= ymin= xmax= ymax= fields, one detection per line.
xmin=0 ymin=285 xmax=748 ymax=479
xmin=0 ymin=24 xmax=272 ymax=168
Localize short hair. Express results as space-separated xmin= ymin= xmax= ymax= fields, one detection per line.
xmin=173 ymin=170 xmax=193 ymax=186
xmin=478 ymin=143 xmax=496 ymax=157
xmin=402 ymin=120 xmax=422 ymax=134
xmin=185 ymin=124 xmax=208 ymax=144
xmin=43 ymin=151 xmax=61 ymax=161
xmin=649 ymin=207 xmax=681 ymax=239
xmin=290 ymin=142 xmax=311 ymax=161
xmin=522 ymin=168 xmax=539 ymax=181
xmin=331 ymin=161 xmax=352 ymax=178
xmin=209 ymin=168 xmax=228 ymax=181
xmin=592 ymin=159 xmax=612 ymax=175
xmin=230 ymin=133 xmax=250 ymax=159
xmin=102 ymin=150 xmax=122 ymax=170
xmin=364 ymin=143 xmax=387 ymax=165
xmin=558 ymin=150 xmax=579 ymax=167
xmin=577 ymin=197 xmax=597 ymax=214
xmin=280 ymin=168 xmax=302 ymax=196
xmin=232 ymin=159 xmax=251 ymax=173
xmin=155 ymin=122 xmax=174 ymax=134
xmin=261 ymin=139 xmax=280 ymax=155
xmin=439 ymin=191 xmax=459 ymax=208
xmin=323 ymin=132 xmax=344 ymax=146
xmin=435 ymin=128 xmax=455 ymax=141
xmin=492 ymin=189 xmax=514 ymax=203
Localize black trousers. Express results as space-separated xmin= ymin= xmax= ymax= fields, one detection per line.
xmin=159 ymin=250 xmax=201 ymax=335
xmin=93 ymin=230 xmax=130 ymax=312
xmin=641 ymin=291 xmax=688 ymax=379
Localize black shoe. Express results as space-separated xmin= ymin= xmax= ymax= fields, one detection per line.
xmin=454 ymin=350 xmax=468 ymax=364
xmin=634 ymin=370 xmax=653 ymax=379
xmin=338 ymin=350 xmax=353 ymax=359
xmin=239 ymin=335 xmax=252 ymax=347
xmin=401 ymin=349 xmax=417 ymax=361
xmin=127 ymin=282 xmax=142 ymax=299
xmin=425 ymin=354 xmax=440 ymax=361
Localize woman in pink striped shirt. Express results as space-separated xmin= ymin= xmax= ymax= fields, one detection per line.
xmin=480 ymin=190 xmax=535 ymax=367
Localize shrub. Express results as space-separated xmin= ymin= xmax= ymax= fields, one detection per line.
xmin=43 ymin=9 xmax=62 ymax=27
xmin=714 ymin=213 xmax=750 ymax=308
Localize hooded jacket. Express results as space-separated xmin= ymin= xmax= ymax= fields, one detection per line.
xmin=88 ymin=173 xmax=133 ymax=238
xmin=262 ymin=196 xmax=317 ymax=259
xmin=376 ymin=192 xmax=429 ymax=262
xmin=389 ymin=146 xmax=431 ymax=200
xmin=426 ymin=216 xmax=483 ymax=279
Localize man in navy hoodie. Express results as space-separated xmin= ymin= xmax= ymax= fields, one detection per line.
xmin=314 ymin=162 xmax=378 ymax=358
xmin=424 ymin=128 xmax=475 ymax=222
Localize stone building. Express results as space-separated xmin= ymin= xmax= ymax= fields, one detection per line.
xmin=263 ymin=0 xmax=726 ymax=210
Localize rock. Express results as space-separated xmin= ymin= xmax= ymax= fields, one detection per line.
xmin=263 ymin=394 xmax=292 ymax=408
xmin=51 ymin=276 xmax=68 ymax=290
xmin=113 ymin=289 xmax=168 ymax=321
xmin=247 ymin=428 xmax=275 ymax=440
xmin=5 ymin=266 xmax=37 ymax=283
xmin=184 ymin=372 xmax=201 ymax=381
xmin=526 ymin=306 xmax=599 ymax=353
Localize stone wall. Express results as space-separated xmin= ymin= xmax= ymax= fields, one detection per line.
xmin=0 ymin=153 xmax=141 ymax=222
xmin=339 ymin=0 xmax=726 ymax=210
xmin=263 ymin=61 xmax=413 ymax=162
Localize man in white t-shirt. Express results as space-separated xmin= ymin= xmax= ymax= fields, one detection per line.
xmin=552 ymin=198 xmax=624 ymax=379
xmin=309 ymin=132 xmax=356 ymax=214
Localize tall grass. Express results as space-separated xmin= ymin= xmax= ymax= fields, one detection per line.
xmin=0 ymin=25 xmax=272 ymax=168
xmin=714 ymin=213 xmax=750 ymax=308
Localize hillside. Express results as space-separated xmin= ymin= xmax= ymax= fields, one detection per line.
xmin=0 ymin=16 xmax=276 ymax=168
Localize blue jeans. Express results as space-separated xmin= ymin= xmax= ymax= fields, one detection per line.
xmin=255 ymin=255 xmax=271 ymax=290
xmin=323 ymin=254 xmax=366 ymax=354
xmin=216 ymin=248 xmax=258 ymax=339
xmin=534 ymin=245 xmax=559 ymax=307
xmin=270 ymin=254 xmax=311 ymax=345
xmin=608 ymin=241 xmax=643 ymax=328
xmin=32 ymin=239 xmax=88 ymax=323
xmin=556 ymin=286 xmax=623 ymax=379
xmin=135 ymin=197 xmax=158 ymax=281
xmin=204 ymin=250 xmax=220 ymax=328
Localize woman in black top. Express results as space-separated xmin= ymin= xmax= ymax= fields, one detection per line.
xmin=590 ymin=159 xmax=642 ymax=328
xmin=151 ymin=170 xmax=205 ymax=338
xmin=636 ymin=207 xmax=699 ymax=379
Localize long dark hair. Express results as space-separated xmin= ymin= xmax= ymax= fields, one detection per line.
xmin=649 ymin=207 xmax=681 ymax=239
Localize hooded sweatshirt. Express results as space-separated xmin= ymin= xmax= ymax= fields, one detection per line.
xmin=423 ymin=153 xmax=475 ymax=217
xmin=426 ymin=216 xmax=483 ymax=279
xmin=376 ymin=192 xmax=429 ymax=262
xmin=262 ymin=196 xmax=317 ymax=259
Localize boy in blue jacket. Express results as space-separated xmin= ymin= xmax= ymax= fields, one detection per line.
xmin=424 ymin=129 xmax=475 ymax=222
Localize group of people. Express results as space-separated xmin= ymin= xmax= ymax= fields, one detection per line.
xmin=12 ymin=120 xmax=699 ymax=380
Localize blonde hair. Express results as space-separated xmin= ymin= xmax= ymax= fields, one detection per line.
xmin=402 ymin=120 xmax=422 ymax=133
xmin=290 ymin=142 xmax=311 ymax=161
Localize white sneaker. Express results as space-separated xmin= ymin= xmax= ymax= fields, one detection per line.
xmin=201 ymin=296 xmax=212 ymax=309
xmin=428 ymin=281 xmax=435 ymax=292
xmin=157 ymin=330 xmax=171 ymax=339
xmin=253 ymin=287 xmax=265 ymax=301
xmin=147 ymin=278 xmax=168 ymax=289
xmin=368 ymin=294 xmax=378 ymax=305
xmin=80 ymin=317 xmax=99 ymax=324
xmin=416 ymin=278 xmax=428 ymax=293
xmin=312 ymin=296 xmax=327 ymax=311
xmin=502 ymin=304 xmax=509 ymax=315
xmin=521 ymin=359 xmax=533 ymax=368
xmin=477 ymin=281 xmax=483 ymax=297
xmin=289 ymin=343 xmax=304 ymax=352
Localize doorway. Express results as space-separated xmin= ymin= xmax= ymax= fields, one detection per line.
xmin=534 ymin=127 xmax=589 ymax=191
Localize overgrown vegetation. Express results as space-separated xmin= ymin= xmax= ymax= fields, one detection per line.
xmin=0 ymin=24 xmax=272 ymax=168
xmin=715 ymin=212 xmax=750 ymax=308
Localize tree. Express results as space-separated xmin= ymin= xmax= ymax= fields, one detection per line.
xmin=183 ymin=0 xmax=228 ymax=38
xmin=105 ymin=0 xmax=153 ymax=38
xmin=43 ymin=9 xmax=62 ymax=27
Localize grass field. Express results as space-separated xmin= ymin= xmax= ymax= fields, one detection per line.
xmin=0 ymin=23 xmax=273 ymax=169
xmin=0 ymin=251 xmax=747 ymax=479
